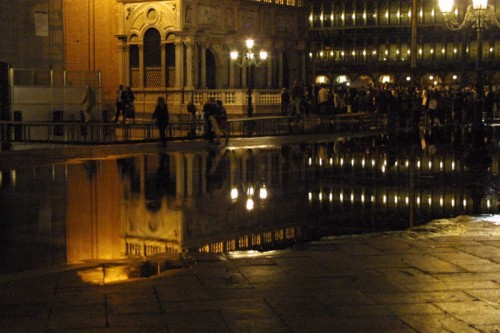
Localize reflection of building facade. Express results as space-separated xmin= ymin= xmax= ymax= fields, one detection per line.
xmin=1 ymin=139 xmax=497 ymax=265
xmin=307 ymin=0 xmax=500 ymax=88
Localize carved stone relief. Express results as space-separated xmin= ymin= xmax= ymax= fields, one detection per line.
xmin=199 ymin=5 xmax=221 ymax=28
xmin=124 ymin=3 xmax=178 ymax=37
xmin=185 ymin=3 xmax=193 ymax=24
xmin=226 ymin=8 xmax=235 ymax=30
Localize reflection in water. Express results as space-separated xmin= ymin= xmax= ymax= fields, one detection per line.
xmin=0 ymin=132 xmax=498 ymax=275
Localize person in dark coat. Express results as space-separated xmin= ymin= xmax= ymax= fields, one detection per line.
xmin=113 ymin=84 xmax=128 ymax=123
xmin=152 ymin=96 xmax=169 ymax=147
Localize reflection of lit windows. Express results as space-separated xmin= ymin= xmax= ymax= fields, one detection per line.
xmin=340 ymin=158 xmax=344 ymax=166
xmin=329 ymin=193 xmax=333 ymax=202
xmin=361 ymin=194 xmax=365 ymax=203
xmin=428 ymin=197 xmax=432 ymax=206
xmin=308 ymin=192 xmax=312 ymax=201
xmin=452 ymin=199 xmax=455 ymax=207
xmin=417 ymin=197 xmax=421 ymax=205
xmin=383 ymin=195 xmax=387 ymax=204
xmin=319 ymin=192 xmax=323 ymax=202
xmin=405 ymin=197 xmax=409 ymax=205
xmin=340 ymin=193 xmax=344 ymax=202
xmin=463 ymin=199 xmax=467 ymax=207
xmin=350 ymin=193 xmax=354 ymax=202
xmin=440 ymin=197 xmax=443 ymax=207
xmin=371 ymin=195 xmax=375 ymax=203
xmin=487 ymin=199 xmax=491 ymax=208
xmin=394 ymin=195 xmax=398 ymax=204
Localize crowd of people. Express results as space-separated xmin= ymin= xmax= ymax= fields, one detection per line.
xmin=107 ymin=80 xmax=498 ymax=147
xmin=281 ymin=81 xmax=499 ymax=131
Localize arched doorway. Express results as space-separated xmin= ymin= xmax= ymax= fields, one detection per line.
xmin=206 ymin=49 xmax=216 ymax=89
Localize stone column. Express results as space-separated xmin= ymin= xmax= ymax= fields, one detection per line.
xmin=138 ymin=44 xmax=144 ymax=87
xmin=266 ymin=53 xmax=273 ymax=88
xmin=229 ymin=58 xmax=236 ymax=88
xmin=185 ymin=41 xmax=194 ymax=89
xmin=175 ymin=41 xmax=184 ymax=89
xmin=200 ymin=44 xmax=207 ymax=89
xmin=278 ymin=51 xmax=284 ymax=88
xmin=161 ymin=42 xmax=167 ymax=88
xmin=193 ymin=42 xmax=200 ymax=88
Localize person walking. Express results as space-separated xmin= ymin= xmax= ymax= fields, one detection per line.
xmin=280 ymin=88 xmax=290 ymax=116
xmin=152 ymin=96 xmax=169 ymax=147
xmin=124 ymin=86 xmax=136 ymax=123
xmin=318 ymin=84 xmax=329 ymax=119
xmin=215 ymin=99 xmax=229 ymax=145
xmin=113 ymin=84 xmax=127 ymax=123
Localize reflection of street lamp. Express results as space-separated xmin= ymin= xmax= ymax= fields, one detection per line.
xmin=438 ymin=0 xmax=498 ymax=165
xmin=230 ymin=39 xmax=268 ymax=117
xmin=230 ymin=181 xmax=268 ymax=211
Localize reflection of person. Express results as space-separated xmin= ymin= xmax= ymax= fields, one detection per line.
xmin=152 ymin=96 xmax=169 ymax=147
xmin=80 ymin=86 xmax=96 ymax=123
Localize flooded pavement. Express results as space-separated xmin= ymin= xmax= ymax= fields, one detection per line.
xmin=0 ymin=130 xmax=499 ymax=276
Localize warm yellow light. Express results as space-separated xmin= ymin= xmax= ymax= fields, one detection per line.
xmin=439 ymin=0 xmax=454 ymax=14
xmin=246 ymin=39 xmax=254 ymax=49
xmin=259 ymin=185 xmax=268 ymax=200
xmin=231 ymin=187 xmax=238 ymax=200
xmin=246 ymin=197 xmax=254 ymax=211
xmin=472 ymin=0 xmax=488 ymax=10
xmin=247 ymin=186 xmax=254 ymax=196
xmin=259 ymin=50 xmax=268 ymax=60
xmin=230 ymin=50 xmax=239 ymax=60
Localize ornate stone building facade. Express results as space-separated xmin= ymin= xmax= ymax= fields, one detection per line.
xmin=64 ymin=0 xmax=308 ymax=116
xmin=307 ymin=0 xmax=500 ymax=89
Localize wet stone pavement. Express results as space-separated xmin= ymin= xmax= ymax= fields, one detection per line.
xmin=1 ymin=217 xmax=500 ymax=332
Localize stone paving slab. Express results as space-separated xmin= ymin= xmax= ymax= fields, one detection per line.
xmin=1 ymin=219 xmax=500 ymax=332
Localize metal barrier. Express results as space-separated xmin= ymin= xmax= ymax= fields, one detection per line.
xmin=0 ymin=113 xmax=388 ymax=146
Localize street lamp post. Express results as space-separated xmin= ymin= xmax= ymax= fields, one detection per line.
xmin=230 ymin=39 xmax=268 ymax=117
xmin=438 ymin=0 xmax=498 ymax=165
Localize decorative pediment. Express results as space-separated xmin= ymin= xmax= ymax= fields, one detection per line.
xmin=124 ymin=2 xmax=178 ymax=39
